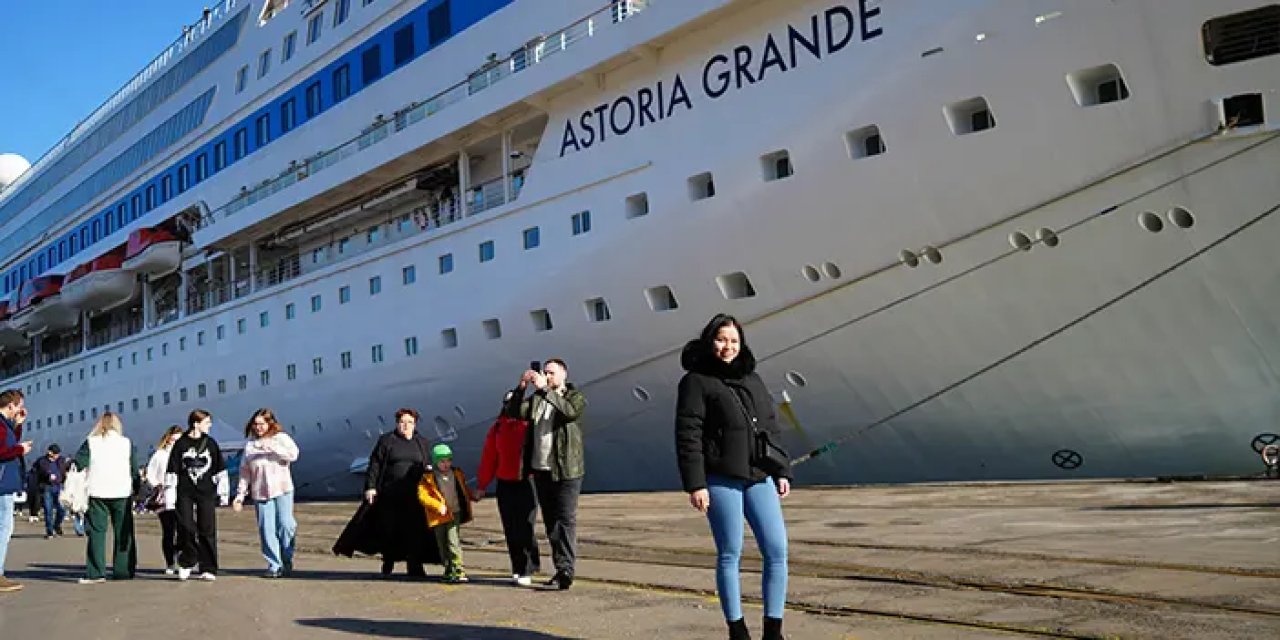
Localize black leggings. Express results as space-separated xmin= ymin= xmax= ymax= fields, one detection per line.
xmin=158 ymin=510 xmax=180 ymax=568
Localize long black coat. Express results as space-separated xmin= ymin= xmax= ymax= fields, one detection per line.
xmin=337 ymin=431 xmax=439 ymax=564
xmin=675 ymin=340 xmax=793 ymax=493
xmin=332 ymin=500 xmax=442 ymax=564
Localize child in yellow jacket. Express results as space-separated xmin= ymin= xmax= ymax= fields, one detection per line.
xmin=417 ymin=444 xmax=475 ymax=582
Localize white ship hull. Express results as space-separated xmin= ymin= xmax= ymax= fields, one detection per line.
xmin=3 ymin=0 xmax=1279 ymax=496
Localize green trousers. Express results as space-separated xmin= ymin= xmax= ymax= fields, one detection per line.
xmin=433 ymin=519 xmax=463 ymax=575
xmin=86 ymin=497 xmax=137 ymax=580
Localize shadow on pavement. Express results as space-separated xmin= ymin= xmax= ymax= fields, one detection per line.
xmin=296 ymin=618 xmax=578 ymax=639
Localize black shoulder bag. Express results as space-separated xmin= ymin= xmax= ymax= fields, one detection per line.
xmin=727 ymin=385 xmax=790 ymax=478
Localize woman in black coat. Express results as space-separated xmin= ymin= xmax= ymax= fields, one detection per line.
xmin=364 ymin=408 xmax=434 ymax=577
xmin=676 ymin=314 xmax=793 ymax=640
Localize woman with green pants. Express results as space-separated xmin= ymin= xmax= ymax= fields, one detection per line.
xmin=72 ymin=412 xmax=139 ymax=584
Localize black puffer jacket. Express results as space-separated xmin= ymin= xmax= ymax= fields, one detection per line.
xmin=675 ymin=339 xmax=792 ymax=492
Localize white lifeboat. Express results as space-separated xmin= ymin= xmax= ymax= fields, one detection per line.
xmin=61 ymin=250 xmax=137 ymax=313
xmin=122 ymin=227 xmax=182 ymax=279
xmin=0 ymin=296 xmax=28 ymax=350
xmin=9 ymin=276 xmax=79 ymax=337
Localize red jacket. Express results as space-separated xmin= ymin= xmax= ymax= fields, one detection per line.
xmin=476 ymin=416 xmax=528 ymax=490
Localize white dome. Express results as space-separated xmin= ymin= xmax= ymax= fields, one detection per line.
xmin=0 ymin=153 xmax=32 ymax=192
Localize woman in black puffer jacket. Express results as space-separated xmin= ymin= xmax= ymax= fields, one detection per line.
xmin=676 ymin=314 xmax=792 ymax=640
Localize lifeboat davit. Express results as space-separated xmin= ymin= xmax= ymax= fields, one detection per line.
xmin=9 ymin=276 xmax=79 ymax=336
xmin=122 ymin=227 xmax=182 ymax=279
xmin=0 ymin=295 xmax=28 ymax=350
xmin=62 ymin=249 xmax=138 ymax=313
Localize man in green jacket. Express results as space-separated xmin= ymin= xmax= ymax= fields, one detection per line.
xmin=505 ymin=358 xmax=585 ymax=590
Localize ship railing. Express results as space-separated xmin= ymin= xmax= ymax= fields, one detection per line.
xmin=40 ymin=335 xmax=85 ymax=367
xmin=255 ymin=254 xmax=303 ymax=290
xmin=186 ymin=281 xmax=243 ymax=315
xmin=0 ymin=358 xmax=36 ymax=380
xmin=86 ymin=315 xmax=144 ymax=351
xmin=204 ymin=0 xmax=651 ymax=228
xmin=0 ymin=1 xmax=240 ymax=202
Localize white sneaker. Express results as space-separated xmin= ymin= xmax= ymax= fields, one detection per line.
xmin=198 ymin=572 xmax=217 ymax=582
xmin=177 ymin=567 xmax=191 ymax=581
xmin=77 ymin=577 xmax=106 ymax=585
xmin=164 ymin=566 xmax=176 ymax=576
xmin=516 ymin=575 xmax=533 ymax=587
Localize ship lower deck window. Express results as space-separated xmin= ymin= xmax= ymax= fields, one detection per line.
xmin=261 ymin=370 xmax=271 ymax=386
xmin=688 ymin=173 xmax=715 ymax=201
xmin=237 ymin=318 xmax=247 ymax=334
xmin=313 ymin=357 xmax=324 ymax=375
xmin=404 ymin=336 xmax=418 ymax=356
xmin=531 ymin=309 xmax=553 ymax=332
xmin=571 ymin=211 xmax=591 ymax=235
xmin=1203 ymin=6 xmax=1280 ymax=66
xmin=1067 ymin=64 xmax=1130 ymax=106
xmin=441 ymin=328 xmax=458 ymax=349
xmin=761 ymin=151 xmax=793 ymax=181
xmin=311 ymin=295 xmax=322 ymax=312
xmin=369 ymin=276 xmax=381 ymax=295
xmin=523 ymin=227 xmax=540 ymax=249
xmin=394 ymin=24 xmax=415 ymax=67
xmin=339 ymin=286 xmax=351 ymax=304
xmin=1223 ymin=93 xmax=1265 ymax=128
xmin=286 ymin=303 xmax=296 ymax=320
xmin=238 ymin=375 xmax=248 ymax=391
xmin=716 ymin=272 xmax=757 ymax=300
xmin=626 ymin=192 xmax=649 ymax=218
xmin=362 ymin=45 xmax=383 ymax=84
xmin=479 ymin=240 xmax=495 ymax=263
xmin=259 ymin=311 xmax=270 ymax=327
xmin=403 ymin=265 xmax=417 ymax=284
xmin=945 ymin=97 xmax=996 ymax=135
xmin=585 ymin=297 xmax=612 ymax=322
xmin=645 ymin=286 xmax=679 ymax=312
xmin=483 ymin=319 xmax=502 ymax=340
xmin=371 ymin=344 xmax=384 ymax=363
xmin=437 ymin=254 xmax=452 ymax=275
xmin=287 ymin=364 xmax=297 ymax=380
xmin=341 ymin=351 xmax=353 ymax=369
xmin=198 ymin=383 xmax=206 ymax=398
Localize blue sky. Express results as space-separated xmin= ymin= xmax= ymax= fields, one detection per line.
xmin=0 ymin=1 xmax=214 ymax=162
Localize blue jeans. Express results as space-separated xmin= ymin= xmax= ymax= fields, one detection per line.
xmin=0 ymin=494 xmax=13 ymax=576
xmin=42 ymin=486 xmax=65 ymax=535
xmin=255 ymin=492 xmax=297 ymax=573
xmin=706 ymin=474 xmax=789 ymax=621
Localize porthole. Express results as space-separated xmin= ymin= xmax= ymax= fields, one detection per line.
xmin=784 ymin=371 xmax=808 ymax=387
xmin=1035 ymin=228 xmax=1060 ymax=248
xmin=1167 ymin=207 xmax=1195 ymax=229
xmin=1138 ymin=211 xmax=1163 ymax=233
xmin=1009 ymin=231 xmax=1032 ymax=251
xmin=899 ymin=250 xmax=920 ymax=268
xmin=921 ymin=246 xmax=943 ymax=264
xmin=820 ymin=262 xmax=842 ymax=279
xmin=801 ymin=265 xmax=821 ymax=282
xmin=632 ymin=386 xmax=651 ymax=402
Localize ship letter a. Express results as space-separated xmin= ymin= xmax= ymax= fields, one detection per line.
xmin=560 ymin=120 xmax=582 ymax=157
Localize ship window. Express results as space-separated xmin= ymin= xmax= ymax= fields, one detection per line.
xmin=131 ymin=194 xmax=141 ymax=219
xmin=177 ymin=165 xmax=190 ymax=192
xmin=163 ymin=392 xmax=171 ymax=406
xmin=403 ymin=264 xmax=417 ymax=284
xmin=428 ymin=1 xmax=451 ymax=45
xmin=283 ymin=31 xmax=297 ymax=62
xmin=197 ymin=330 xmax=205 ymax=346
xmin=195 ymin=154 xmax=208 ymax=182
xmin=523 ymin=227 xmax=540 ymax=249
xmin=362 ymin=44 xmax=383 ymax=84
xmin=338 ymin=237 xmax=349 ymax=254
xmin=437 ymin=254 xmax=452 ymax=274
xmin=945 ymin=97 xmax=996 ymax=134
xmin=238 ymin=375 xmax=248 ymax=391
xmin=286 ymin=364 xmax=297 ymax=380
xmin=70 ymin=235 xmax=79 ymax=254
xmin=1223 ymin=93 xmax=1265 ymax=128
xmin=585 ymin=297 xmax=612 ymax=322
xmin=394 ymin=24 xmax=415 ymax=66
xmin=716 ymin=272 xmax=757 ymax=300
xmin=571 ymin=211 xmax=591 ymax=236
xmin=217 ymin=325 xmax=226 ymax=340
xmin=645 ymin=285 xmax=679 ymax=312
xmin=341 ymin=351 xmax=353 ymax=369
xmin=237 ymin=318 xmax=246 ymax=334
xmin=366 ymin=225 xmax=379 ymax=244
xmin=1067 ymin=64 xmax=1130 ymax=107
xmin=339 ymin=285 xmax=351 ymax=304
xmin=256 ymin=114 xmax=271 ymax=147
xmin=531 ymin=309 xmax=553 ymax=332
xmin=761 ymin=150 xmax=793 ymax=181
xmin=161 ymin=175 xmax=172 ymax=201
xmin=333 ymin=64 xmax=351 ymax=102
xmin=112 ymin=205 xmax=123 ymax=231
xmin=179 ymin=388 xmax=188 ymax=402
xmin=305 ymin=82 xmax=322 ymax=118
xmin=147 ymin=395 xmax=154 ymax=409
xmin=259 ymin=311 xmax=269 ymax=327
xmin=307 ymin=13 xmax=323 ymax=45
xmin=261 ymin=370 xmax=270 ymax=386
xmin=483 ymin=319 xmax=502 ymax=340
xmin=179 ymin=337 xmax=186 ymax=351
xmin=441 ymin=328 xmax=458 ymax=349
xmin=688 ymin=172 xmax=715 ymax=201
xmin=311 ymin=294 xmax=322 ymax=312
xmin=286 ymin=303 xmax=296 ymax=319
xmin=313 ymin=357 xmax=323 ymax=375
xmin=626 ymin=192 xmax=649 ymax=218
xmin=258 ymin=49 xmax=272 ymax=79
xmin=369 ymin=276 xmax=381 ymax=295
xmin=334 ymin=0 xmax=350 ymax=26
xmin=234 ymin=128 xmax=248 ymax=160
xmin=404 ymin=336 xmax=419 ymax=356
xmin=145 ymin=185 xmax=156 ymax=211
xmin=236 ymin=65 xmax=248 ymax=93
xmin=161 ymin=342 xmax=168 ymax=356
xmin=281 ymin=99 xmax=296 ymax=133
xmin=371 ymin=344 xmax=384 ymax=363
xmin=1203 ymin=6 xmax=1280 ymax=66
xmin=479 ymin=240 xmax=495 ymax=263
xmin=214 ymin=142 xmax=227 ymax=171
xmin=197 ymin=383 xmax=206 ymax=398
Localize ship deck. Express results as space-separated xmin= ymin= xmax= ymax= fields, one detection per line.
xmin=4 ymin=480 xmax=1278 ymax=639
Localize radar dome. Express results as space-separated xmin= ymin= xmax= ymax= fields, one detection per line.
xmin=0 ymin=153 xmax=32 ymax=192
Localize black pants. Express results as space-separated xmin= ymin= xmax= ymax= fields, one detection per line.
xmin=175 ymin=492 xmax=218 ymax=573
xmin=496 ymin=478 xmax=541 ymax=576
xmin=534 ymin=471 xmax=581 ymax=578
xmin=158 ymin=510 xmax=180 ymax=568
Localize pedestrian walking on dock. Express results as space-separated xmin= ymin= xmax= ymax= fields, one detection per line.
xmin=165 ymin=409 xmax=226 ymax=581
xmin=475 ymin=407 xmax=541 ymax=586
xmin=25 ymin=458 xmax=41 ymax=523
xmin=0 ymin=388 xmax=32 ymax=593
xmin=72 ymin=412 xmax=140 ymax=584
xmin=676 ymin=314 xmax=793 ymax=640
xmin=145 ymin=426 xmax=184 ymax=574
xmin=504 ymin=359 xmax=587 ymax=590
xmin=34 ymin=444 xmax=68 ymax=538
xmin=417 ymin=443 xmax=475 ymax=583
xmin=232 ymin=408 xmax=300 ymax=578
xmin=364 ymin=408 xmax=436 ymax=578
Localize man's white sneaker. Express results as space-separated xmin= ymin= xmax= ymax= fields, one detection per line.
xmin=164 ymin=566 xmax=177 ymax=576
xmin=177 ymin=567 xmax=192 ymax=581
xmin=198 ymin=572 xmax=217 ymax=582
xmin=516 ymin=575 xmax=533 ymax=587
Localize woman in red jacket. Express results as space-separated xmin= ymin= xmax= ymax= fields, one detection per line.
xmin=475 ymin=405 xmax=541 ymax=587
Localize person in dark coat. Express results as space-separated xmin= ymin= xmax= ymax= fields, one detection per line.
xmin=363 ymin=408 xmax=435 ymax=577
xmin=676 ymin=314 xmax=793 ymax=640
xmin=25 ymin=458 xmax=41 ymax=523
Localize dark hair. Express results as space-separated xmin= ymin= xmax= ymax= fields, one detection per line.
xmin=187 ymin=409 xmax=211 ymax=430
xmin=698 ymin=314 xmax=746 ymax=351
xmin=544 ymin=358 xmax=568 ymax=372
xmin=245 ymin=408 xmax=283 ymax=439
xmin=395 ymin=408 xmax=419 ymax=422
xmin=0 ymin=388 xmax=24 ymax=409
xmin=156 ymin=425 xmax=184 ymax=450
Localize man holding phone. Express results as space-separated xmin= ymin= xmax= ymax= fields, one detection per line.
xmin=0 ymin=388 xmax=33 ymax=593
xmin=505 ymin=358 xmax=586 ymax=590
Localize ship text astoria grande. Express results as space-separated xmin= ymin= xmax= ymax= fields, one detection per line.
xmin=1 ymin=0 xmax=1278 ymax=496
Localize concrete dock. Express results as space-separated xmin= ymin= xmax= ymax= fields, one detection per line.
xmin=1 ymin=480 xmax=1277 ymax=639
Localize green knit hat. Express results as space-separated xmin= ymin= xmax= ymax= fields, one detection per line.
xmin=431 ymin=443 xmax=453 ymax=464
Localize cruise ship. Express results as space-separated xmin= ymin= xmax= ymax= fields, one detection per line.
xmin=2 ymin=0 xmax=1278 ymax=496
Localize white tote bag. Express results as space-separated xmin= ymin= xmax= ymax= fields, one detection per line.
xmin=60 ymin=468 xmax=89 ymax=514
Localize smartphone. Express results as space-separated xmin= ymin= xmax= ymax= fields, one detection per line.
xmin=530 ymin=360 xmax=542 ymax=373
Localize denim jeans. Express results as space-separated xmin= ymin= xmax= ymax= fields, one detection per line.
xmin=42 ymin=486 xmax=65 ymax=535
xmin=255 ymin=492 xmax=297 ymax=573
xmin=705 ymin=474 xmax=789 ymax=621
xmin=0 ymin=494 xmax=13 ymax=576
